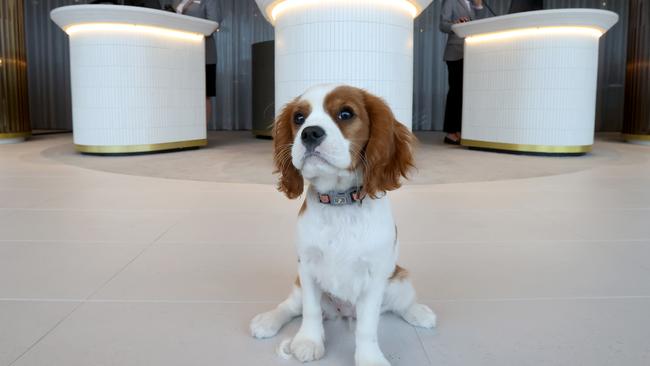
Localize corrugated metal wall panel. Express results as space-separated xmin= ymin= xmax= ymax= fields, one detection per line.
xmin=1 ymin=0 xmax=31 ymax=137
xmin=412 ymin=2 xmax=445 ymax=131
xmin=622 ymin=0 xmax=650 ymax=137
xmin=211 ymin=0 xmax=273 ymax=130
xmin=24 ymin=0 xmax=87 ymax=130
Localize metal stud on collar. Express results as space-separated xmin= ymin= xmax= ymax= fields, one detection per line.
xmin=318 ymin=187 xmax=365 ymax=206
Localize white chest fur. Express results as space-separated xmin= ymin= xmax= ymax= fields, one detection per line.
xmin=296 ymin=192 xmax=398 ymax=304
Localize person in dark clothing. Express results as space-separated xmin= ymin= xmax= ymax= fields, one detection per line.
xmin=439 ymin=0 xmax=492 ymax=145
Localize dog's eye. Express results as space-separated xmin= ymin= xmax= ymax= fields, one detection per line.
xmin=338 ymin=107 xmax=354 ymax=121
xmin=294 ymin=112 xmax=305 ymax=125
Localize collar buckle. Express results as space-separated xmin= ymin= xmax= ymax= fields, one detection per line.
xmin=318 ymin=187 xmax=365 ymax=206
xmin=331 ymin=193 xmax=349 ymax=206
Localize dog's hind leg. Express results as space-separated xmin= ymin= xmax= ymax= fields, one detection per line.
xmin=382 ymin=266 xmax=437 ymax=329
xmin=250 ymin=281 xmax=302 ymax=339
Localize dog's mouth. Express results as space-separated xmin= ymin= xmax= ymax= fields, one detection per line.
xmin=302 ymin=152 xmax=334 ymax=167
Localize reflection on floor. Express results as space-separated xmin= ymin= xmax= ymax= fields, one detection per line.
xmin=1 ymin=133 xmax=649 ymax=366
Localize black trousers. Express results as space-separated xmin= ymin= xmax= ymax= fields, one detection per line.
xmin=205 ymin=64 xmax=216 ymax=97
xmin=443 ymin=59 xmax=464 ymax=133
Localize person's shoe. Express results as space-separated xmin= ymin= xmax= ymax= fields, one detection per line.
xmin=444 ymin=136 xmax=460 ymax=145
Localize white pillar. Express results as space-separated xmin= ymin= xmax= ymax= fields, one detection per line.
xmin=256 ymin=0 xmax=432 ymax=129
xmin=51 ymin=5 xmax=217 ymax=154
xmin=453 ymin=9 xmax=619 ymax=154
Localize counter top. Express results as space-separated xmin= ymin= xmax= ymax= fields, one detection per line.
xmin=255 ymin=0 xmax=433 ymax=24
xmin=452 ymin=9 xmax=619 ymax=38
xmin=51 ymin=4 xmax=218 ymax=36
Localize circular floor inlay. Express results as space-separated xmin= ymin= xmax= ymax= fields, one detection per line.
xmin=42 ymin=132 xmax=625 ymax=185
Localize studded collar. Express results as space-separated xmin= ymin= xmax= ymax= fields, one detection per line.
xmin=317 ymin=186 xmax=366 ymax=206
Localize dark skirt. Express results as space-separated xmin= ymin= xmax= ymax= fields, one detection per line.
xmin=206 ymin=64 xmax=216 ymax=98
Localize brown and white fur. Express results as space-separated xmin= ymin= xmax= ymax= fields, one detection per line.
xmin=250 ymin=85 xmax=436 ymax=366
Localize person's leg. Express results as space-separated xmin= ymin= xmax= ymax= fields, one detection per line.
xmin=456 ymin=59 xmax=464 ymax=139
xmin=205 ymin=64 xmax=216 ymax=127
xmin=443 ymin=59 xmax=463 ymax=142
xmin=206 ymin=97 xmax=211 ymax=126
xmin=443 ymin=61 xmax=455 ymax=135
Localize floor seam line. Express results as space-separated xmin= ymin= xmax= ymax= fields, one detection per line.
xmin=7 ymin=214 xmax=194 ymax=363
xmin=412 ymin=324 xmax=434 ymax=365
xmin=83 ymin=212 xmax=189 ymax=302
xmin=8 ymin=301 xmax=84 ymax=366
xmin=3 ymin=221 xmax=188 ymax=365
xmin=4 ymin=296 xmax=650 ymax=304
xmin=420 ymin=295 xmax=650 ymax=302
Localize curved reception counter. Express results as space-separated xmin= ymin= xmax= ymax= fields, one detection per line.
xmin=51 ymin=5 xmax=218 ymax=154
xmin=453 ymin=9 xmax=618 ymax=154
xmin=255 ymin=0 xmax=433 ymax=129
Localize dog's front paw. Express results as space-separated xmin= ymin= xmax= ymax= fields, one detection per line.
xmin=290 ymin=336 xmax=325 ymax=362
xmin=250 ymin=311 xmax=283 ymax=339
xmin=401 ymin=303 xmax=437 ymax=329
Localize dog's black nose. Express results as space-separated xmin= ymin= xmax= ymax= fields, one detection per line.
xmin=301 ymin=126 xmax=326 ymax=149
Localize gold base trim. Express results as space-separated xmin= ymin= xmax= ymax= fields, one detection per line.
xmin=76 ymin=139 xmax=207 ymax=154
xmin=622 ymin=133 xmax=650 ymax=142
xmin=0 ymin=132 xmax=31 ymax=139
xmin=252 ymin=129 xmax=273 ymax=138
xmin=461 ymin=139 xmax=592 ymax=154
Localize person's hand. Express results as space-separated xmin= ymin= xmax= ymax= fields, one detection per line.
xmin=454 ymin=16 xmax=470 ymax=24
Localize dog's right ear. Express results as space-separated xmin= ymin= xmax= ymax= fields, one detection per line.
xmin=273 ymin=101 xmax=304 ymax=199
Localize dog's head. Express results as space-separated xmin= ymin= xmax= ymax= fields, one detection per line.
xmin=273 ymin=84 xmax=415 ymax=199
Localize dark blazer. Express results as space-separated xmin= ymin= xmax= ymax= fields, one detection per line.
xmin=440 ymin=0 xmax=491 ymax=61
xmin=174 ymin=0 xmax=221 ymax=64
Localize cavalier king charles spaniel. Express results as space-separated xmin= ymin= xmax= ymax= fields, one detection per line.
xmin=250 ymin=84 xmax=436 ymax=366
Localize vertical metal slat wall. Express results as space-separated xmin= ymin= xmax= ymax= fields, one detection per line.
xmin=1 ymin=0 xmax=31 ymax=139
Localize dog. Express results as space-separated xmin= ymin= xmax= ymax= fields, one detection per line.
xmin=250 ymin=84 xmax=436 ymax=366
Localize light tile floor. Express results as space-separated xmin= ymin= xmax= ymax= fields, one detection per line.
xmin=1 ymin=133 xmax=649 ymax=366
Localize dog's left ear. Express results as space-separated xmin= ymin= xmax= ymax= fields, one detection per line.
xmin=273 ymin=100 xmax=304 ymax=199
xmin=361 ymin=91 xmax=416 ymax=198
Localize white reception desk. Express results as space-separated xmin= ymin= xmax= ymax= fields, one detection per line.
xmin=255 ymin=0 xmax=433 ymax=129
xmin=51 ymin=5 xmax=218 ymax=154
xmin=453 ymin=9 xmax=618 ymax=154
